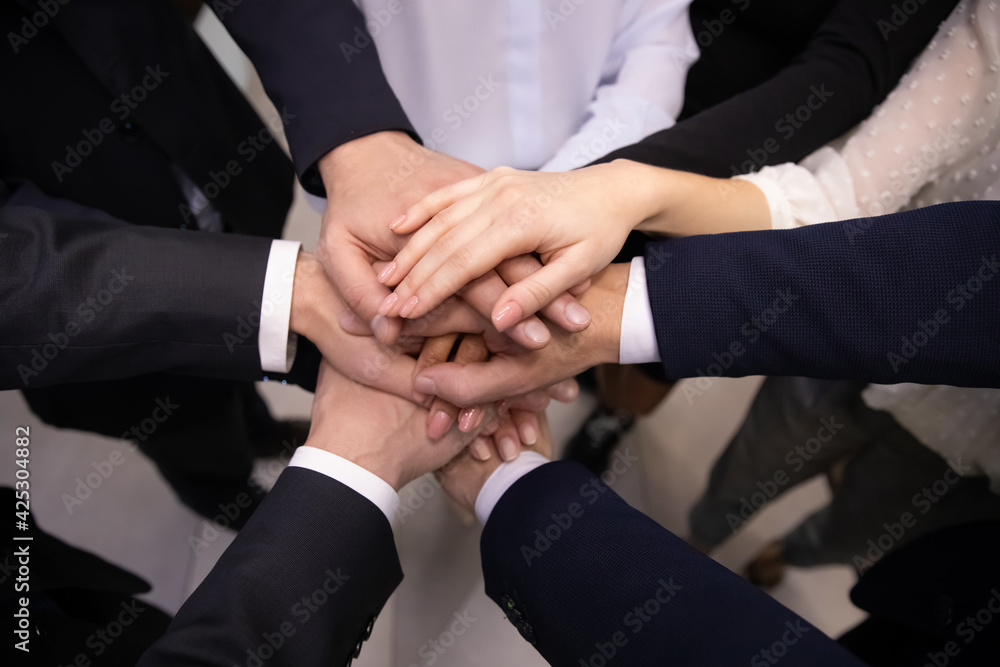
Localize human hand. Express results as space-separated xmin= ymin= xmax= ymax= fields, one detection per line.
xmin=435 ymin=412 xmax=554 ymax=515
xmin=413 ymin=333 xmax=578 ymax=459
xmin=380 ymin=161 xmax=658 ymax=331
xmin=304 ymin=361 xmax=479 ymax=491
xmin=411 ymin=263 xmax=631 ymax=407
xmin=317 ymin=131 xmax=587 ymax=349
xmin=290 ymin=251 xmax=424 ymax=401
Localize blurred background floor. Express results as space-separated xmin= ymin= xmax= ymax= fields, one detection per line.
xmin=0 ymin=9 xmax=865 ymax=665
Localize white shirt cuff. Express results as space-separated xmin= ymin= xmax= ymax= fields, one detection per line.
xmin=259 ymin=239 xmax=301 ymax=374
xmin=475 ymin=452 xmax=550 ymax=524
xmin=288 ymin=446 xmax=400 ymax=523
xmin=620 ymin=256 xmax=661 ymax=365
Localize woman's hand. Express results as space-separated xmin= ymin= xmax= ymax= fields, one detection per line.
xmin=378 ymin=161 xmax=662 ymax=332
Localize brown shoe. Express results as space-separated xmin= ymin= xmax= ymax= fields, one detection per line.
xmin=743 ymin=541 xmax=787 ymax=589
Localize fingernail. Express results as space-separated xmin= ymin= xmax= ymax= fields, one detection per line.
xmin=389 ymin=214 xmax=406 ymax=230
xmin=378 ymin=292 xmax=398 ymax=316
xmin=522 ymin=320 xmax=550 ymax=345
xmin=493 ymin=302 xmax=523 ymax=332
xmin=415 ymin=376 xmax=436 ymax=394
xmin=565 ymin=302 xmax=591 ymax=326
xmin=459 ymin=407 xmax=481 ymax=432
xmin=399 ymin=295 xmax=419 ymax=318
xmin=497 ymin=400 xmax=510 ymax=416
xmin=499 ymin=437 xmax=518 ymax=462
xmin=519 ymin=423 xmax=538 ymax=446
xmin=377 ymin=262 xmax=396 ymax=284
xmin=428 ymin=411 xmax=452 ymax=439
xmin=554 ymin=381 xmax=579 ymax=402
xmin=371 ymin=315 xmax=389 ymax=342
xmin=471 ymin=439 xmax=492 ymax=461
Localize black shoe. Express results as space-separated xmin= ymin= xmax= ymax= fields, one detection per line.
xmin=562 ymin=407 xmax=635 ymax=474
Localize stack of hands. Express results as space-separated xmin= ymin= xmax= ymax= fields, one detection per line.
xmin=290 ymin=130 xmax=674 ymax=489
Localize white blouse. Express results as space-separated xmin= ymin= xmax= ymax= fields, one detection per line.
xmin=351 ymin=0 xmax=697 ymax=171
xmin=738 ymin=0 xmax=1000 ymax=491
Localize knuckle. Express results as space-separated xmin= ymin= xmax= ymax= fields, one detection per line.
xmin=459 ymin=335 xmax=489 ymax=362
xmin=521 ymin=281 xmax=553 ymax=310
xmin=451 ymin=244 xmax=478 ymax=274
xmin=341 ymin=282 xmax=370 ymax=314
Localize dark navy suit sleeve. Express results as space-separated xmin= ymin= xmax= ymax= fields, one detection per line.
xmin=481 ymin=461 xmax=863 ymax=666
xmin=211 ymin=0 xmax=418 ymax=195
xmin=138 ymin=466 xmax=402 ymax=667
xmin=644 ymin=201 xmax=1000 ymax=388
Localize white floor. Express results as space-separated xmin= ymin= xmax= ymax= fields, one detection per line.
xmin=0 ymin=11 xmax=866 ymax=664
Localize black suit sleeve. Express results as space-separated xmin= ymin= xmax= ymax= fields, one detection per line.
xmin=0 ymin=179 xmax=274 ymax=390
xmin=138 ymin=466 xmax=402 ymax=666
xmin=481 ymin=462 xmax=863 ymax=666
xmin=211 ymin=0 xmax=418 ymax=195
xmin=598 ymin=0 xmax=958 ymax=176
xmin=645 ymin=200 xmax=1000 ymax=388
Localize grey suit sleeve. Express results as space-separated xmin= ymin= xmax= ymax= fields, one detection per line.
xmin=0 ymin=179 xmax=274 ymax=390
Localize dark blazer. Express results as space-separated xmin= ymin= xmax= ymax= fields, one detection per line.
xmin=0 ymin=180 xmax=273 ymax=389
xmin=840 ymin=521 xmax=1000 ymax=666
xmin=141 ymin=461 xmax=864 ymax=667
xmin=601 ymin=0 xmax=958 ymax=177
xmin=0 ymin=0 xmax=412 ymax=388
xmin=645 ymin=201 xmax=1000 ymax=389
xmin=480 ymin=461 xmax=864 ymax=666
xmin=137 ymin=467 xmax=401 ymax=667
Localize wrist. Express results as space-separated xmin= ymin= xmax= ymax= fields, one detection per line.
xmin=579 ymin=263 xmax=629 ymax=366
xmin=318 ymin=130 xmax=415 ymax=196
xmin=289 ymin=252 xmax=326 ymax=341
xmin=304 ymin=435 xmax=406 ymax=491
xmin=608 ymin=160 xmax=676 ymax=235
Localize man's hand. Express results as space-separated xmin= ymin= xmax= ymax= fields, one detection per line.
xmin=316 ymin=131 xmax=480 ymax=344
xmin=316 ymin=131 xmax=591 ymax=349
xmin=436 ymin=412 xmax=554 ymax=515
xmin=411 ymin=263 xmax=631 ymax=407
xmin=290 ymin=251 xmax=423 ymax=401
xmin=305 ymin=361 xmax=479 ymax=491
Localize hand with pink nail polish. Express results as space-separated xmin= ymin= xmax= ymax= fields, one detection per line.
xmin=315 ymin=131 xmax=483 ymax=346
xmin=381 ymin=161 xmax=658 ymax=329
xmin=317 ymin=131 xmax=570 ymax=351
xmin=411 ymin=263 xmax=629 ymax=407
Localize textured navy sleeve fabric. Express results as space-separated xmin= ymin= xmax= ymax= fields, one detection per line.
xmin=138 ymin=466 xmax=401 ymax=666
xmin=481 ymin=461 xmax=863 ymax=666
xmin=644 ymin=201 xmax=1000 ymax=388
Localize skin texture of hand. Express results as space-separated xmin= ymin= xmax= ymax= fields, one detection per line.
xmin=315 ymin=131 xmax=590 ymax=350
xmin=380 ymin=161 xmax=657 ymax=330
xmin=411 ymin=263 xmax=630 ymax=407
xmin=292 ymin=252 xmax=578 ymax=442
xmin=290 ymin=251 xmax=424 ymax=401
xmin=413 ymin=333 xmax=578 ymax=460
xmin=436 ymin=412 xmax=554 ymax=515
xmin=305 ymin=362 xmax=478 ymax=491
xmin=381 ymin=160 xmax=773 ymax=331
